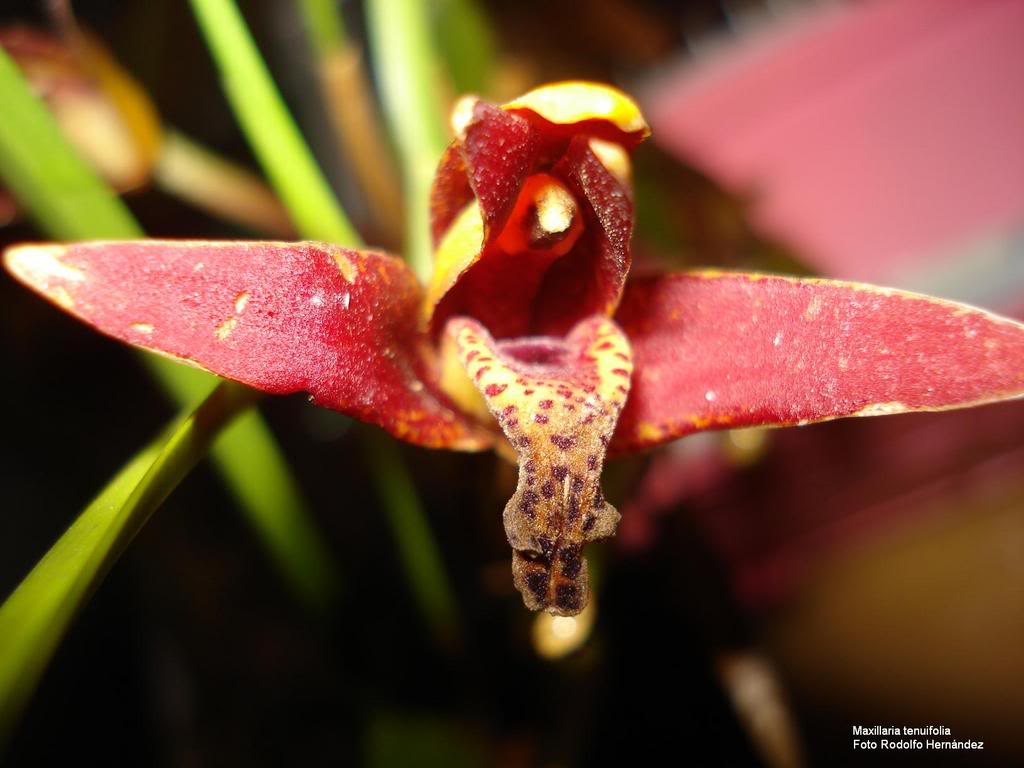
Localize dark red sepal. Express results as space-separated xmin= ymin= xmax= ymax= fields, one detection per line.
xmin=612 ymin=271 xmax=1024 ymax=453
xmin=4 ymin=240 xmax=490 ymax=449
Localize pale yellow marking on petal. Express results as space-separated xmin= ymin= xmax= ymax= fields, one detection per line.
xmin=51 ymin=286 xmax=75 ymax=310
xmin=129 ymin=322 xmax=154 ymax=335
xmin=852 ymin=402 xmax=907 ymax=417
xmin=234 ymin=291 xmax=250 ymax=314
xmin=803 ymin=295 xmax=823 ymax=320
xmin=330 ymin=246 xmax=357 ymax=283
xmin=215 ymin=315 xmax=238 ymax=341
xmin=636 ymin=422 xmax=663 ymax=443
xmin=4 ymin=244 xmax=87 ymax=284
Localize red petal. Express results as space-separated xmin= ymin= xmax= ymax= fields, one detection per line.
xmin=612 ymin=271 xmax=1024 ymax=453
xmin=430 ymin=102 xmax=539 ymax=247
xmin=428 ymin=127 xmax=634 ymax=338
xmin=4 ymin=240 xmax=489 ymax=449
xmin=531 ymin=136 xmax=633 ymax=335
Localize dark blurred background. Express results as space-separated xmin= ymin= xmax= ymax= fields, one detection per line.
xmin=2 ymin=0 xmax=1022 ymax=765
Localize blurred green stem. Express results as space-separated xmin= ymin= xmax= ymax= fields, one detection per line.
xmin=365 ymin=434 xmax=460 ymax=645
xmin=149 ymin=360 xmax=338 ymax=609
xmin=435 ymin=0 xmax=497 ymax=96
xmin=296 ymin=0 xmax=404 ymax=240
xmin=300 ymin=0 xmax=346 ymax=58
xmin=189 ymin=0 xmax=361 ymax=246
xmin=0 ymin=382 xmax=258 ymax=747
xmin=0 ymin=49 xmax=140 ymax=238
xmin=366 ymin=0 xmax=450 ymax=281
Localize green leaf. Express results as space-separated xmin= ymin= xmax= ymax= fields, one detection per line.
xmin=366 ymin=435 xmax=460 ymax=645
xmin=188 ymin=0 xmax=361 ymax=247
xmin=0 ymin=42 xmax=339 ymax=736
xmin=366 ymin=0 xmax=450 ymax=281
xmin=0 ymin=48 xmax=142 ymax=239
xmin=299 ymin=0 xmax=347 ymax=57
xmin=148 ymin=359 xmax=339 ymax=610
xmin=0 ymin=382 xmax=259 ymax=747
xmin=435 ymin=0 xmax=497 ymax=96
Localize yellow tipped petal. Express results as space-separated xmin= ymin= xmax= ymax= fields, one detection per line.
xmin=423 ymin=200 xmax=485 ymax=325
xmin=504 ymin=81 xmax=649 ymax=139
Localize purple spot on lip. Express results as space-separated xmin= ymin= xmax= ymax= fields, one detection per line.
xmin=525 ymin=570 xmax=548 ymax=598
xmin=520 ymin=489 xmax=539 ymax=517
xmin=567 ymin=493 xmax=580 ymax=521
xmin=550 ymin=434 xmax=574 ymax=450
xmin=559 ymin=546 xmax=582 ymax=578
xmin=541 ymin=480 xmax=555 ymax=499
xmin=552 ymin=465 xmax=568 ymax=481
xmin=586 ymin=455 xmax=598 ymax=470
xmin=534 ymin=413 xmax=549 ymax=424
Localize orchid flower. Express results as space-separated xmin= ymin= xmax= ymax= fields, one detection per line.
xmin=6 ymin=82 xmax=1024 ymax=616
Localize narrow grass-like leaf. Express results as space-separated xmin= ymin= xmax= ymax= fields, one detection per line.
xmin=435 ymin=0 xmax=497 ymax=96
xmin=0 ymin=381 xmax=258 ymax=748
xmin=149 ymin=359 xmax=340 ymax=609
xmin=0 ymin=48 xmax=141 ymax=239
xmin=299 ymin=0 xmax=346 ymax=58
xmin=297 ymin=0 xmax=404 ymax=237
xmin=188 ymin=0 xmax=361 ymax=247
xmin=366 ymin=0 xmax=450 ymax=280
xmin=0 ymin=48 xmax=335 ymax=605
xmin=366 ymin=434 xmax=460 ymax=645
